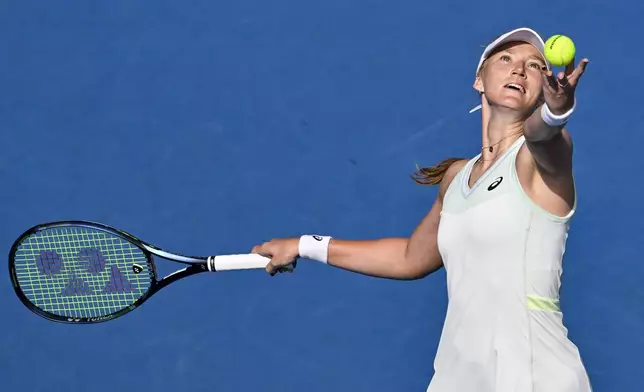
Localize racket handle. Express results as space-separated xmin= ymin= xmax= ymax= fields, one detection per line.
xmin=209 ymin=253 xmax=271 ymax=271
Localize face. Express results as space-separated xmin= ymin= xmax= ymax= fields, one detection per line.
xmin=474 ymin=41 xmax=547 ymax=113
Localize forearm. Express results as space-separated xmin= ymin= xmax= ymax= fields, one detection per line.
xmin=327 ymin=238 xmax=414 ymax=279
xmin=524 ymin=93 xmax=577 ymax=143
xmin=521 ymin=100 xmax=576 ymax=175
xmin=523 ymin=105 xmax=565 ymax=143
xmin=323 ymin=200 xmax=444 ymax=280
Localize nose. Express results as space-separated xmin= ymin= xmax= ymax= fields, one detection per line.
xmin=512 ymin=63 xmax=527 ymax=78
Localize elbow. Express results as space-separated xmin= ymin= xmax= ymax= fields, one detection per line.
xmin=400 ymin=240 xmax=442 ymax=280
xmin=396 ymin=259 xmax=442 ymax=280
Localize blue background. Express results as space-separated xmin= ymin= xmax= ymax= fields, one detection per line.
xmin=1 ymin=1 xmax=642 ymax=391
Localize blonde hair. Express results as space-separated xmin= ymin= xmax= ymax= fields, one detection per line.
xmin=411 ymin=157 xmax=465 ymax=185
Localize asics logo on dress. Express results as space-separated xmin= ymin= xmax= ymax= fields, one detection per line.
xmin=487 ymin=177 xmax=503 ymax=191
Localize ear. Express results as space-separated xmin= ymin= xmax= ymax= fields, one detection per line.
xmin=473 ymin=75 xmax=484 ymax=93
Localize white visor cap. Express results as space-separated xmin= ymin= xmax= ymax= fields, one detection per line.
xmin=475 ymin=27 xmax=549 ymax=76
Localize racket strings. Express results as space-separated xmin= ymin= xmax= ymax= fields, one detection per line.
xmin=12 ymin=226 xmax=154 ymax=320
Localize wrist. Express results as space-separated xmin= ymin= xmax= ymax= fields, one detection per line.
xmin=298 ymin=235 xmax=332 ymax=263
xmin=541 ymin=98 xmax=576 ymax=127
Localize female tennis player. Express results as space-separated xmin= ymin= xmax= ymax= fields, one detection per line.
xmin=252 ymin=27 xmax=592 ymax=391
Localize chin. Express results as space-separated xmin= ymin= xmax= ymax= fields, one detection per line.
xmin=489 ymin=96 xmax=538 ymax=114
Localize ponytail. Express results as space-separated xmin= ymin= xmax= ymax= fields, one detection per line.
xmin=411 ymin=157 xmax=465 ymax=185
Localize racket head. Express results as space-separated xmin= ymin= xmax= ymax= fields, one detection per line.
xmin=9 ymin=221 xmax=160 ymax=324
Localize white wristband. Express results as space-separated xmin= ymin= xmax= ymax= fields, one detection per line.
xmin=298 ymin=235 xmax=332 ymax=263
xmin=541 ymin=98 xmax=576 ymax=127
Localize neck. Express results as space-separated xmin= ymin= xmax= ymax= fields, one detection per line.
xmin=480 ymin=106 xmax=525 ymax=163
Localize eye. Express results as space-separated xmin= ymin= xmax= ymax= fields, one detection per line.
xmin=500 ymin=55 xmax=511 ymax=62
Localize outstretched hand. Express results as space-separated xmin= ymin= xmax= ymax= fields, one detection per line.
xmin=252 ymin=238 xmax=299 ymax=276
xmin=541 ymin=57 xmax=589 ymax=115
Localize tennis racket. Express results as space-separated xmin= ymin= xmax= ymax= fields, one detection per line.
xmin=8 ymin=220 xmax=287 ymax=324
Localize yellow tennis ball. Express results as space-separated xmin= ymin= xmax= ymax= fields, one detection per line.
xmin=544 ymin=35 xmax=576 ymax=67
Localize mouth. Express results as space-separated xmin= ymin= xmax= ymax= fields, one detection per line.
xmin=504 ymin=83 xmax=526 ymax=94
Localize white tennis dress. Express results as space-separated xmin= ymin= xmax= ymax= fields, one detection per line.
xmin=427 ymin=136 xmax=592 ymax=392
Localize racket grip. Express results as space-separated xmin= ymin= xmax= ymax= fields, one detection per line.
xmin=209 ymin=254 xmax=271 ymax=271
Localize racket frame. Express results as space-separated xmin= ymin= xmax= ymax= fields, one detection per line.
xmin=8 ymin=220 xmax=268 ymax=324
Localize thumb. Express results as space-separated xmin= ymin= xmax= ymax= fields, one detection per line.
xmin=251 ymin=243 xmax=273 ymax=260
xmin=251 ymin=243 xmax=280 ymax=276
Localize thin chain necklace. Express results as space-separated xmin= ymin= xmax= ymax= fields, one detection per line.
xmin=477 ymin=130 xmax=523 ymax=163
xmin=481 ymin=129 xmax=523 ymax=153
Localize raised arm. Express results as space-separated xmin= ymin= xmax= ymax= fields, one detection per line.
xmin=523 ymin=58 xmax=588 ymax=176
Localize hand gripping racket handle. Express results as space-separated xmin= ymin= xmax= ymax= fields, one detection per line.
xmin=208 ymin=253 xmax=272 ymax=271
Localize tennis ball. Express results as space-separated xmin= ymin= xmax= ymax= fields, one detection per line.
xmin=544 ymin=35 xmax=576 ymax=67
